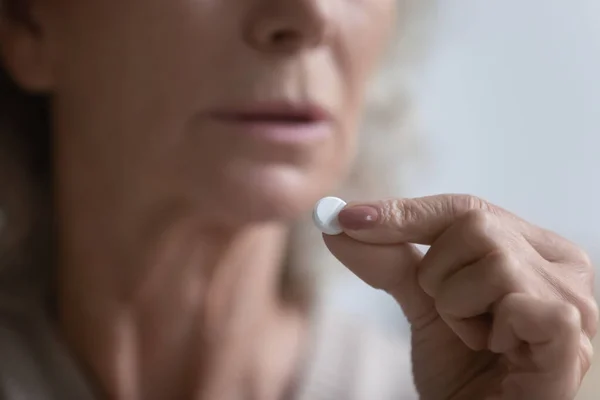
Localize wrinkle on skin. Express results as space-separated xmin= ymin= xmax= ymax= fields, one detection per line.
xmin=0 ymin=0 xmax=397 ymax=398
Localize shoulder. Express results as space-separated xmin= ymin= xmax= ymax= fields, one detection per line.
xmin=294 ymin=308 xmax=418 ymax=400
xmin=0 ymin=298 xmax=96 ymax=400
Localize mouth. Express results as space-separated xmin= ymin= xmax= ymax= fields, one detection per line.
xmin=207 ymin=102 xmax=333 ymax=144
xmin=209 ymin=102 xmax=331 ymax=124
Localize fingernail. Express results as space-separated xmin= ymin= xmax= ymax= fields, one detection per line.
xmin=338 ymin=206 xmax=379 ymax=230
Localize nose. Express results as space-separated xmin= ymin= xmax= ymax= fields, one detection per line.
xmin=244 ymin=0 xmax=332 ymax=54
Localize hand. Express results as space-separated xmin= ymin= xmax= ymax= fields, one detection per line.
xmin=323 ymin=194 xmax=598 ymax=400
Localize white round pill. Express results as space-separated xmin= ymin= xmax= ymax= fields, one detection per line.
xmin=312 ymin=196 xmax=347 ymax=235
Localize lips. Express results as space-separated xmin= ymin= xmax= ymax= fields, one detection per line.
xmin=208 ymin=102 xmax=331 ymax=124
xmin=206 ymin=102 xmax=333 ymax=144
xmin=222 ymin=112 xmax=314 ymax=123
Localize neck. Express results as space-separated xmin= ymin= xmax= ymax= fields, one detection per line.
xmin=55 ymin=186 xmax=300 ymax=399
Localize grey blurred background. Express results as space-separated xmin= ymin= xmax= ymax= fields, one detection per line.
xmin=322 ymin=1 xmax=600 ymax=398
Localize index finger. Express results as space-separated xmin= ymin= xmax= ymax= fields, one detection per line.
xmin=338 ymin=194 xmax=512 ymax=245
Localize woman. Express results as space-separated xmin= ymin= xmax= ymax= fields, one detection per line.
xmin=0 ymin=0 xmax=596 ymax=399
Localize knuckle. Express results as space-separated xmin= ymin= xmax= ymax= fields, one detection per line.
xmin=554 ymin=302 xmax=582 ymax=333
xmin=486 ymin=250 xmax=524 ymax=289
xmin=416 ymin=266 xmax=437 ymax=297
xmin=488 ymin=248 xmax=519 ymax=269
xmin=579 ymin=296 xmax=599 ymax=337
xmin=387 ymin=199 xmax=420 ymax=226
xmin=380 ymin=200 xmax=395 ymax=222
xmin=572 ymin=246 xmax=593 ymax=267
xmin=432 ymin=294 xmax=456 ymax=318
xmin=452 ymin=194 xmax=492 ymax=213
xmin=579 ymin=334 xmax=594 ymax=376
xmin=498 ymin=292 xmax=526 ymax=312
xmin=461 ymin=209 xmax=498 ymax=236
xmin=460 ymin=210 xmax=512 ymax=253
xmin=384 ymin=200 xmax=406 ymax=226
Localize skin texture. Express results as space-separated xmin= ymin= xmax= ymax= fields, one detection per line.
xmin=0 ymin=1 xmax=596 ymax=400
xmin=0 ymin=0 xmax=395 ymax=399
xmin=326 ymin=194 xmax=598 ymax=400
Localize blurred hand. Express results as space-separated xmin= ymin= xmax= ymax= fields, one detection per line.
xmin=324 ymin=194 xmax=598 ymax=400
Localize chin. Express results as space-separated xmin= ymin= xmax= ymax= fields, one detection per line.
xmin=213 ymin=164 xmax=341 ymax=226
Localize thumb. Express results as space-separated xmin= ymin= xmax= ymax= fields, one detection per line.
xmin=322 ymin=233 xmax=435 ymax=326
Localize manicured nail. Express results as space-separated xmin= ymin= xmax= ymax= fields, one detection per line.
xmin=338 ymin=206 xmax=379 ymax=230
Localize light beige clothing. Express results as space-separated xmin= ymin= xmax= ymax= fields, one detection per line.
xmin=0 ymin=294 xmax=418 ymax=400
xmin=577 ymin=334 xmax=600 ymax=400
xmin=295 ymin=308 xmax=418 ymax=400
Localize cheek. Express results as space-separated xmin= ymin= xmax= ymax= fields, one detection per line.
xmin=54 ymin=1 xmax=223 ymax=98
xmin=332 ymin=0 xmax=396 ymax=154
xmin=51 ymin=0 xmax=233 ymax=170
xmin=336 ymin=0 xmax=397 ymax=101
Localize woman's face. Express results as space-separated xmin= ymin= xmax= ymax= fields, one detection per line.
xmin=32 ymin=0 xmax=396 ymax=225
